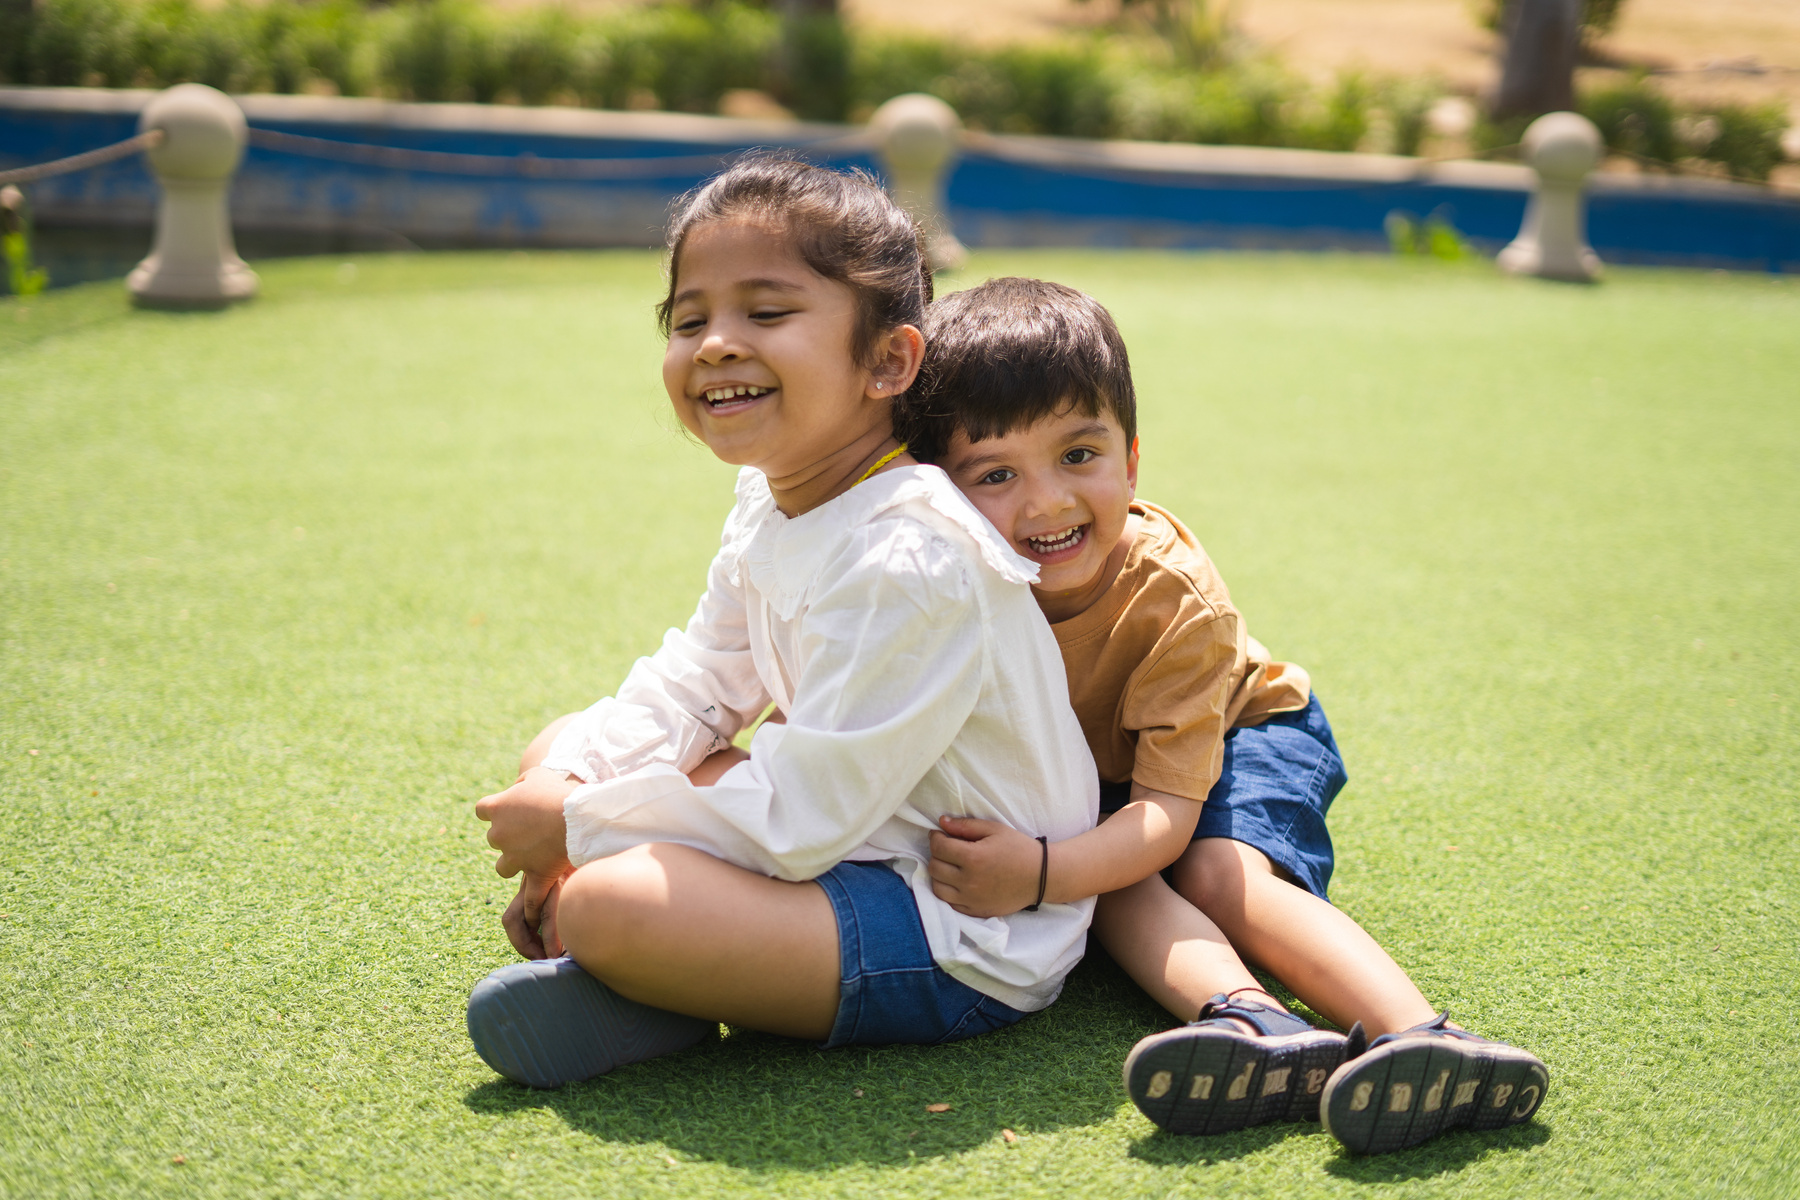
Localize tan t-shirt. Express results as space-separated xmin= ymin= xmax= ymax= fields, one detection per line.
xmin=1051 ymin=500 xmax=1311 ymax=802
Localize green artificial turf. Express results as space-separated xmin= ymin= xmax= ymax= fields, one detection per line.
xmin=2 ymin=250 xmax=1796 ymax=1199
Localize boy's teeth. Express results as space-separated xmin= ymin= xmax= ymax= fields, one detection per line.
xmin=1026 ymin=526 xmax=1084 ymax=552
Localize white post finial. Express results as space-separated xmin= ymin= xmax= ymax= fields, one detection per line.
xmin=128 ymin=83 xmax=258 ymax=308
xmin=870 ymin=93 xmax=966 ymax=272
xmin=1498 ymin=110 xmax=1603 ymax=283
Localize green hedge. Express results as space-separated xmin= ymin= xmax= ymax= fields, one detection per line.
xmin=3 ymin=0 xmax=1452 ymax=153
xmin=7 ymin=0 xmax=1787 ymax=173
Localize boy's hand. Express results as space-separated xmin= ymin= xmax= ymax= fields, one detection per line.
xmin=927 ymin=815 xmax=1046 ymax=918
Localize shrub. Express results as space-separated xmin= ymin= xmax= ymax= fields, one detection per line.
xmin=1580 ymin=76 xmax=1678 ymax=163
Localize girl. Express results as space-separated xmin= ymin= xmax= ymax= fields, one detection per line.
xmin=469 ymin=158 xmax=1099 ymax=1088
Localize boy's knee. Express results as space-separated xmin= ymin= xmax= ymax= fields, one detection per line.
xmin=1170 ymin=838 xmax=1252 ymax=915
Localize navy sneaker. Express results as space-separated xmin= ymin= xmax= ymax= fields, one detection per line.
xmin=1321 ymin=1012 xmax=1549 ymax=1154
xmin=1123 ymin=990 xmax=1350 ymax=1134
xmin=466 ymin=956 xmax=713 ymax=1089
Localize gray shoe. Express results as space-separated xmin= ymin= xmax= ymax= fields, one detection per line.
xmin=1321 ymin=1011 xmax=1549 ymax=1154
xmin=466 ymin=956 xmax=713 ymax=1089
xmin=1124 ymin=990 xmax=1349 ymax=1134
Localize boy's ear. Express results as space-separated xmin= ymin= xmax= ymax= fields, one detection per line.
xmin=1127 ymin=437 xmax=1140 ymax=497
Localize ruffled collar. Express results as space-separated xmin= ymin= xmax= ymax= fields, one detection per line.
xmin=722 ymin=464 xmax=1037 ymax=618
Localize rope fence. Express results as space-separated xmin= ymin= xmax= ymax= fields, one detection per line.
xmin=1 ymin=124 xmax=1786 ymax=193
xmin=244 ymin=127 xmax=869 ymax=179
xmin=0 ymin=129 xmax=164 ymax=187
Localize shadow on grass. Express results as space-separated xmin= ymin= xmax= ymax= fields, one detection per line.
xmin=463 ymin=951 xmax=1171 ymax=1171
xmin=1322 ymin=1121 xmax=1552 ymax=1181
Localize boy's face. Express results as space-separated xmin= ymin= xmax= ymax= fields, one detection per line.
xmin=938 ymin=403 xmax=1139 ymax=613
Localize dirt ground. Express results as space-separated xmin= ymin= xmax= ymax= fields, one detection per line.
xmin=842 ymin=0 xmax=1800 ymax=115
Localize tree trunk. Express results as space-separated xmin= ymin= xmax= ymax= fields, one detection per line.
xmin=1493 ymin=0 xmax=1581 ymax=121
xmin=776 ymin=0 xmax=848 ymax=122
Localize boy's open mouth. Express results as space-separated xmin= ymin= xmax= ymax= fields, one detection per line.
xmin=702 ymin=385 xmax=774 ymax=412
xmin=1023 ymin=524 xmax=1087 ymax=558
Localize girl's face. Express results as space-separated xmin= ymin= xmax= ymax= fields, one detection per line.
xmin=662 ymin=218 xmax=899 ymax=480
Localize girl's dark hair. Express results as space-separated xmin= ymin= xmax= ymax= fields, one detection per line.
xmin=897 ymin=277 xmax=1137 ymax=464
xmin=656 ymin=155 xmax=933 ymax=368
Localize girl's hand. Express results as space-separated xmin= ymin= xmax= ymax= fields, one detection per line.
xmin=500 ymin=870 xmax=568 ymax=960
xmin=476 ymin=766 xmax=580 ymax=882
xmin=926 ymin=815 xmax=1046 ymax=918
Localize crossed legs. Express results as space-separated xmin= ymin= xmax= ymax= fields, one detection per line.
xmin=515 ymin=714 xmax=841 ymax=1040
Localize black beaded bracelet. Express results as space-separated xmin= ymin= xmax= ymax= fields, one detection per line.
xmin=1024 ymin=835 xmax=1048 ymax=912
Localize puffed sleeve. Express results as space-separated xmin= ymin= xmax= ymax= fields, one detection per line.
xmin=539 ymin=535 xmax=771 ymax=785
xmin=563 ymin=518 xmax=986 ymax=880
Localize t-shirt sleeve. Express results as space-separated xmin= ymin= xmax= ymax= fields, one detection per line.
xmin=1121 ymin=610 xmax=1242 ymax=803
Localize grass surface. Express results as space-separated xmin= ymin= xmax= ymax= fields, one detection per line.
xmin=2 ymin=251 xmax=1797 ymax=1199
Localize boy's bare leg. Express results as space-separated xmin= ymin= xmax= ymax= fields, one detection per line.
xmin=1169 ymin=838 xmax=1436 ymax=1037
xmin=554 ymin=842 xmax=840 ymax=1039
xmin=1094 ymin=873 xmax=1280 ymax=1024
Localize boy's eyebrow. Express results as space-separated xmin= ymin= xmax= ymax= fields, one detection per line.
xmin=670 ymin=277 xmax=809 ymax=307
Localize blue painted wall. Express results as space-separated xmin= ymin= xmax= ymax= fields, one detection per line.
xmin=5 ymin=101 xmax=1798 ymax=272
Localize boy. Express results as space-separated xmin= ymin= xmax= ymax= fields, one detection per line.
xmin=901 ymin=277 xmax=1547 ymax=1155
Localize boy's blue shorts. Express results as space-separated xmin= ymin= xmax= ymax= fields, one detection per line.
xmin=815 ymin=861 xmax=1028 ymax=1049
xmin=1099 ymin=693 xmax=1345 ymax=901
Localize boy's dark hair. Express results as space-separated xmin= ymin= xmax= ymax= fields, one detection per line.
xmin=657 ymin=155 xmax=933 ymax=369
xmin=897 ymin=277 xmax=1136 ymax=463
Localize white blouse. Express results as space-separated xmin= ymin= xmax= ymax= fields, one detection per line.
xmin=543 ymin=464 xmax=1099 ymax=1012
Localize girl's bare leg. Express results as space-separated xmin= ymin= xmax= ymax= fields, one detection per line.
xmin=1169 ymin=838 xmax=1436 ymax=1037
xmin=555 ymin=842 xmax=841 ymax=1039
xmin=1094 ymin=873 xmax=1280 ymax=1024
xmin=519 ymin=714 xmax=579 ymax=776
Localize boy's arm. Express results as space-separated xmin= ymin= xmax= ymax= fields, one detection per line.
xmin=927 ymin=783 xmax=1200 ymax=917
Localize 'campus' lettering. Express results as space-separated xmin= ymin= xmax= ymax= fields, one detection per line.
xmin=1145 ymin=1071 xmax=1172 ymax=1099
xmin=1188 ymin=1074 xmax=1214 ymax=1100
xmin=1387 ymin=1082 xmax=1413 ymax=1112
xmin=1261 ymin=1068 xmax=1291 ymax=1097
xmin=1226 ymin=1062 xmax=1257 ymax=1101
xmin=1423 ymin=1069 xmax=1450 ymax=1112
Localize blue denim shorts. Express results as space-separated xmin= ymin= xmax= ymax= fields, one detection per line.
xmin=815 ymin=860 xmax=1028 ymax=1049
xmin=1100 ymin=693 xmax=1345 ymax=900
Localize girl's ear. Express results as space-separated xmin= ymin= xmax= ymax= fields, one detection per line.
xmin=866 ymin=324 xmax=926 ymax=400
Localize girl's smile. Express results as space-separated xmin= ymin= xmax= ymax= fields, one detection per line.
xmin=661 ymin=217 xmax=922 ymax=515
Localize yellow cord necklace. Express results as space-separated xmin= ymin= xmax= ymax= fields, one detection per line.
xmin=854 ymin=442 xmax=909 ymax=486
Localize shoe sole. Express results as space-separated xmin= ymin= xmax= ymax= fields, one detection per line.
xmin=1123 ymin=1025 xmax=1348 ymax=1134
xmin=466 ymin=957 xmax=712 ymax=1089
xmin=1320 ymin=1035 xmax=1549 ymax=1154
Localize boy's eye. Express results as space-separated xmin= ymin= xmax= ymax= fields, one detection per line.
xmin=673 ymin=315 xmax=705 ymax=333
xmin=1063 ymin=448 xmax=1097 ymax=465
xmin=979 ymin=468 xmax=1015 ymax=486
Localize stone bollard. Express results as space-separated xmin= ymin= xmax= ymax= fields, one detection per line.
xmin=128 ymin=83 xmax=258 ymax=308
xmin=869 ymin=93 xmax=966 ymax=272
xmin=1498 ymin=111 xmax=1603 ymax=283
